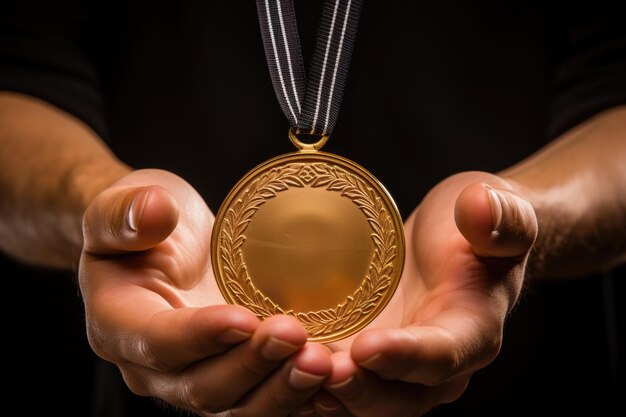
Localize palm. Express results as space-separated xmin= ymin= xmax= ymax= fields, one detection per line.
xmin=331 ymin=173 xmax=510 ymax=352
xmin=81 ymin=170 xmax=223 ymax=314
xmin=404 ymin=173 xmax=512 ymax=335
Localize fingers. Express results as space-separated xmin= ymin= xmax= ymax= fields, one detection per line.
xmin=319 ymin=377 xmax=468 ymax=417
xmin=349 ymin=311 xmax=501 ymax=386
xmin=236 ymin=343 xmax=332 ymax=417
xmin=454 ymin=182 xmax=537 ymax=259
xmin=119 ymin=315 xmax=319 ymax=416
xmin=140 ymin=305 xmax=260 ymax=371
xmin=86 ymin=299 xmax=260 ymax=368
xmin=314 ymin=352 xmax=469 ymax=417
xmin=313 ymin=390 xmax=353 ymax=417
xmin=83 ymin=184 xmax=179 ymax=254
xmin=173 ymin=315 xmax=309 ymax=413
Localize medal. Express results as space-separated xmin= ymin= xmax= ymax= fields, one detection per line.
xmin=212 ymin=0 xmax=405 ymax=343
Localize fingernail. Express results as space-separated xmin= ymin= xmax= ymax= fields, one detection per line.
xmin=293 ymin=407 xmax=316 ymax=416
xmin=217 ymin=328 xmax=252 ymax=344
xmin=315 ymin=400 xmax=342 ymax=412
xmin=359 ymin=353 xmax=393 ymax=373
xmin=261 ymin=336 xmax=300 ymax=361
xmin=128 ymin=189 xmax=150 ymax=231
xmin=326 ymin=376 xmax=354 ymax=391
xmin=484 ymin=184 xmax=503 ymax=232
xmin=289 ymin=368 xmax=326 ymax=390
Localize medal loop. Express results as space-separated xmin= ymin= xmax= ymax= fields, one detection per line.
xmin=288 ymin=128 xmax=329 ymax=151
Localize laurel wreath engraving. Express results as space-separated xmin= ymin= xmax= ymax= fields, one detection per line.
xmin=218 ymin=162 xmax=397 ymax=338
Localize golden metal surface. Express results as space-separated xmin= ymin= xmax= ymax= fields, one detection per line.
xmin=212 ymin=151 xmax=405 ymax=343
xmin=288 ymin=127 xmax=330 ymax=151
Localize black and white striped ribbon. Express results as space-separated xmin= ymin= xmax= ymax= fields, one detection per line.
xmin=256 ymin=0 xmax=363 ymax=136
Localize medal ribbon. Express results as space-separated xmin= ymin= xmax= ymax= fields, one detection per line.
xmin=256 ymin=0 xmax=363 ymax=136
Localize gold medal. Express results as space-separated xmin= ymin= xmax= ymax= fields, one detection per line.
xmin=212 ymin=130 xmax=405 ymax=343
xmin=214 ymin=0 xmax=400 ymax=342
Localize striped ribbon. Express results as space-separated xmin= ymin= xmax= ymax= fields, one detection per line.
xmin=256 ymin=0 xmax=363 ymax=136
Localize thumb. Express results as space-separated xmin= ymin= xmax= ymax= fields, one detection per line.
xmin=454 ymin=182 xmax=537 ymax=259
xmin=83 ymin=185 xmax=179 ymax=254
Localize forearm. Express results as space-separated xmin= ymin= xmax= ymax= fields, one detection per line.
xmin=0 ymin=92 xmax=130 ymax=269
xmin=500 ymin=105 xmax=626 ymax=278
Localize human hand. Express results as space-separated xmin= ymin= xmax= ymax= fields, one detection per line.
xmin=311 ymin=171 xmax=537 ymax=416
xmin=79 ymin=169 xmax=331 ymax=417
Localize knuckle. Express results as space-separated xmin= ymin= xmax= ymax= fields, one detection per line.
xmin=240 ymin=354 xmax=274 ymax=379
xmin=181 ymin=381 xmax=231 ymax=414
xmin=120 ymin=368 xmax=151 ymax=397
xmin=137 ymin=332 xmax=181 ymax=372
xmin=137 ymin=336 xmax=168 ymax=370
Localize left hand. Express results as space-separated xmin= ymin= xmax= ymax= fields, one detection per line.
xmin=303 ymin=171 xmax=537 ymax=417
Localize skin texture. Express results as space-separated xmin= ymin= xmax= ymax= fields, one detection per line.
xmin=1 ymin=91 xmax=625 ymax=416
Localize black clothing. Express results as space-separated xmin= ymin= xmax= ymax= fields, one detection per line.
xmin=1 ymin=1 xmax=624 ymax=415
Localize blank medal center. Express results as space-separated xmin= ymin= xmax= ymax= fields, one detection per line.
xmin=242 ymin=187 xmax=375 ymax=313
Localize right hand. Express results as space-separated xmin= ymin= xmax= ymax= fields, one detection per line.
xmin=79 ymin=169 xmax=331 ymax=416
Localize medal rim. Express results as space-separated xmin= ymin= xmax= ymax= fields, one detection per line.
xmin=211 ymin=150 xmax=405 ymax=343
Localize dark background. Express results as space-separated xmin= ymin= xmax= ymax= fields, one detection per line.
xmin=1 ymin=0 xmax=624 ymax=415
